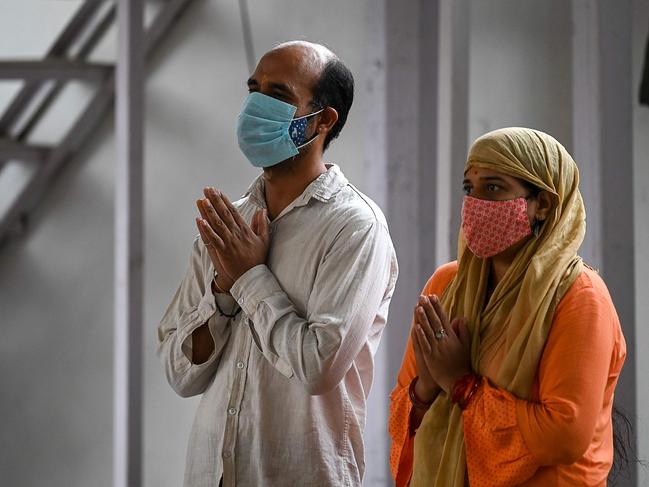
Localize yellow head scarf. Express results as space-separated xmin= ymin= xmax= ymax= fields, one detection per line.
xmin=411 ymin=127 xmax=585 ymax=486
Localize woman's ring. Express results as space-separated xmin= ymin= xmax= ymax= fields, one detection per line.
xmin=434 ymin=329 xmax=447 ymax=340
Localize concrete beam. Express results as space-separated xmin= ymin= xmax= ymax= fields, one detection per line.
xmin=0 ymin=60 xmax=113 ymax=82
xmin=113 ymin=1 xmax=144 ymax=487
xmin=363 ymin=1 xmax=469 ymax=484
xmin=572 ymin=0 xmax=637 ymax=484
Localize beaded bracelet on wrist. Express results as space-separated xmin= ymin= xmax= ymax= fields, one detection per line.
xmin=212 ymin=276 xmax=241 ymax=318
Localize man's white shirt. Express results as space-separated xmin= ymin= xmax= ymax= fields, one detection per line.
xmin=158 ymin=164 xmax=398 ymax=487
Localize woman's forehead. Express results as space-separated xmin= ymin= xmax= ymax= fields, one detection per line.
xmin=463 ymin=165 xmax=515 ymax=180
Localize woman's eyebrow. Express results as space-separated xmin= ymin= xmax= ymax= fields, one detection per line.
xmin=479 ymin=176 xmax=509 ymax=184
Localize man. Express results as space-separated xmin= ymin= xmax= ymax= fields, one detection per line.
xmin=158 ymin=41 xmax=398 ymax=487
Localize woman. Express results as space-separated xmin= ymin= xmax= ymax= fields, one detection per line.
xmin=388 ymin=127 xmax=626 ymax=486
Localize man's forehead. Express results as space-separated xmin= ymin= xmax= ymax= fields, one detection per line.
xmin=271 ymin=41 xmax=335 ymax=64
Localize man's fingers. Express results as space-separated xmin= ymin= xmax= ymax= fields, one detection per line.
xmin=218 ymin=190 xmax=250 ymax=230
xmin=198 ymin=218 xmax=225 ymax=251
xmin=199 ymin=198 xmax=232 ymax=240
xmin=253 ymin=209 xmax=270 ymax=241
xmin=204 ymin=188 xmax=238 ymax=233
xmin=196 ymin=217 xmax=208 ymax=242
xmin=196 ymin=199 xmax=209 ymax=223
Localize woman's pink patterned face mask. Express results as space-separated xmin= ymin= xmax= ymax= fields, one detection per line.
xmin=461 ymin=196 xmax=532 ymax=258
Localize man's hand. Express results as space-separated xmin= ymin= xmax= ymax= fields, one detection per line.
xmin=195 ymin=187 xmax=270 ymax=292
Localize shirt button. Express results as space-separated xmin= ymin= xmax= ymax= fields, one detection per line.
xmin=228 ymin=407 xmax=237 ymax=416
xmin=223 ymin=451 xmax=231 ymax=459
xmin=236 ymin=361 xmax=245 ymax=369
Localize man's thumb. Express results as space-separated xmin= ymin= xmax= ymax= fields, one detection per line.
xmin=253 ymin=209 xmax=269 ymax=240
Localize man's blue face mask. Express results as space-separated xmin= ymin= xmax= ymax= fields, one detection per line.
xmin=236 ymin=92 xmax=324 ymax=168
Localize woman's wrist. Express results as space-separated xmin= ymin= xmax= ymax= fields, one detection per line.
xmin=414 ymin=377 xmax=440 ymax=405
xmin=450 ymin=373 xmax=481 ymax=410
xmin=409 ymin=377 xmax=440 ymax=410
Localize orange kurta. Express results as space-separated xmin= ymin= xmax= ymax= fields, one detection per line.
xmin=389 ymin=262 xmax=626 ymax=487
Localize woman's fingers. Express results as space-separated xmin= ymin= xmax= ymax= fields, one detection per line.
xmin=457 ymin=318 xmax=471 ymax=346
xmin=420 ymin=295 xmax=443 ymax=335
xmin=416 ymin=303 xmax=437 ymax=348
xmin=428 ymin=294 xmax=452 ymax=335
xmin=415 ymin=324 xmax=432 ymax=355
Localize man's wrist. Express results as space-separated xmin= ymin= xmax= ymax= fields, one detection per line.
xmin=212 ymin=273 xmax=231 ymax=295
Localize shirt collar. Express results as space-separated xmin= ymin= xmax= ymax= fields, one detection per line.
xmin=244 ymin=164 xmax=348 ymax=210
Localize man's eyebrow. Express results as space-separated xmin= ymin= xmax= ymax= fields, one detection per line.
xmin=246 ymin=79 xmax=295 ymax=98
xmin=267 ymin=82 xmax=295 ymax=96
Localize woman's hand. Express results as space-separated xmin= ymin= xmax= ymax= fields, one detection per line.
xmin=413 ymin=294 xmax=472 ymax=394
xmin=411 ymin=303 xmax=440 ymax=403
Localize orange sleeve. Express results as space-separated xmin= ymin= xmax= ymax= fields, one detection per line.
xmin=463 ymin=272 xmax=623 ymax=486
xmin=388 ymin=262 xmax=458 ymax=486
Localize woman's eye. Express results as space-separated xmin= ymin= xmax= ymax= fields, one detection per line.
xmin=462 ymin=186 xmax=471 ymax=195
xmin=486 ymin=184 xmax=501 ymax=192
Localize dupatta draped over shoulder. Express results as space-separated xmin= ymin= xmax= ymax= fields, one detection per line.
xmin=411 ymin=127 xmax=586 ymax=486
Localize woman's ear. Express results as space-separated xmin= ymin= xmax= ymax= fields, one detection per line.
xmin=317 ymin=106 xmax=338 ymax=136
xmin=535 ymin=190 xmax=553 ymax=221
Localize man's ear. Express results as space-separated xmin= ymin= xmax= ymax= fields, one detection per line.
xmin=316 ymin=106 xmax=338 ymax=136
xmin=535 ymin=190 xmax=553 ymax=221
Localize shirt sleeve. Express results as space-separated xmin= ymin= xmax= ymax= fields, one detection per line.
xmin=229 ymin=220 xmax=395 ymax=395
xmin=157 ymin=236 xmax=237 ymax=398
xmin=463 ymin=281 xmax=622 ymax=486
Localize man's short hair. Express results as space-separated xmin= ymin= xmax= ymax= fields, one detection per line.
xmin=311 ymin=58 xmax=355 ymax=151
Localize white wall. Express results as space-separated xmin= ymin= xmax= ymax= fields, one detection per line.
xmin=468 ymin=0 xmax=573 ymax=147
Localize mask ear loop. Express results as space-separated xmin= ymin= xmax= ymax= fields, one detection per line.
xmin=293 ymin=108 xmax=325 ymax=149
xmin=296 ymin=133 xmax=320 ymax=149
xmin=292 ymin=108 xmax=324 ymax=121
xmin=524 ymin=191 xmax=543 ymax=237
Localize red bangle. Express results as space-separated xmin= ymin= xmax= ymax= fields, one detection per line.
xmin=409 ymin=377 xmax=435 ymax=410
xmin=451 ymin=373 xmax=480 ymax=410
xmin=462 ymin=378 xmax=480 ymax=409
